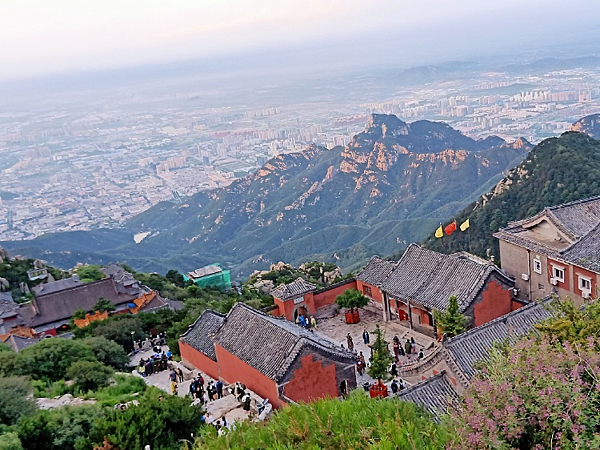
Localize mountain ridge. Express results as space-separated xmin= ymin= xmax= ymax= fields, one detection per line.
xmin=2 ymin=115 xmax=530 ymax=277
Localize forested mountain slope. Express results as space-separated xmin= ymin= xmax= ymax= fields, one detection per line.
xmin=422 ymin=132 xmax=600 ymax=260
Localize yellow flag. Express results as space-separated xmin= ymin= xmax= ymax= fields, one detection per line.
xmin=460 ymin=218 xmax=470 ymax=232
xmin=435 ymin=225 xmax=443 ymax=238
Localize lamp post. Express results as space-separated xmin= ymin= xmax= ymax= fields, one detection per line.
xmin=131 ymin=330 xmax=136 ymax=352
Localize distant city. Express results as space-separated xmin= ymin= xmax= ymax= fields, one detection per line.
xmin=1 ymin=61 xmax=599 ymax=241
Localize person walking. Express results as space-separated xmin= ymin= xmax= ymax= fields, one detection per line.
xmin=310 ymin=316 xmax=317 ymax=329
xmin=169 ymin=368 xmax=177 ymax=383
xmin=216 ymin=380 xmax=223 ymax=399
xmin=346 ymin=333 xmax=354 ymax=351
xmin=411 ymin=337 xmax=416 ymax=355
xmin=362 ymin=328 xmax=370 ymax=345
xmin=177 ymin=367 xmax=184 ymax=383
xmin=404 ymin=339 xmax=412 ymax=360
xmin=392 ymin=336 xmax=400 ymax=362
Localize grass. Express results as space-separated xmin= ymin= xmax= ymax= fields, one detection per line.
xmin=82 ymin=374 xmax=147 ymax=406
xmin=34 ymin=374 xmax=147 ymax=407
xmin=194 ymin=391 xmax=451 ymax=450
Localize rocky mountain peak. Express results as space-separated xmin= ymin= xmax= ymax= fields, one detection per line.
xmin=571 ymin=114 xmax=600 ymax=139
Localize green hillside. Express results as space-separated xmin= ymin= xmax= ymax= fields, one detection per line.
xmin=2 ymin=115 xmax=529 ymax=277
xmin=422 ymin=132 xmax=600 ymax=260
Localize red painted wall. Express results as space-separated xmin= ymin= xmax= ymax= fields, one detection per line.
xmin=356 ymin=280 xmax=383 ymax=303
xmin=573 ymin=265 xmax=597 ymax=298
xmin=473 ymin=280 xmax=513 ymax=327
xmin=313 ymin=280 xmax=357 ymax=309
xmin=273 ymin=293 xmax=316 ymax=321
xmin=283 ymin=354 xmax=339 ymax=403
xmin=411 ymin=306 xmax=432 ymax=326
xmin=214 ymin=343 xmax=281 ymax=408
xmin=179 ymin=341 xmax=220 ymax=380
xmin=547 ymin=258 xmax=571 ymax=292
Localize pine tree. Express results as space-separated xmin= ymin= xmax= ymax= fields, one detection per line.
xmin=433 ymin=296 xmax=468 ymax=338
xmin=367 ymin=325 xmax=393 ymax=387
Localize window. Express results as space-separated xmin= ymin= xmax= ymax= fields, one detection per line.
xmin=363 ymin=285 xmax=372 ymax=297
xmin=579 ymin=276 xmax=592 ymax=291
xmin=553 ymin=266 xmax=565 ymax=283
xmin=538 ymin=284 xmax=544 ymax=290
xmin=533 ymin=259 xmax=542 ymax=274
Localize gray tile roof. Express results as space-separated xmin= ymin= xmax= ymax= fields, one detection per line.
xmin=495 ymin=195 xmax=600 ymax=273
xmin=180 ymin=310 xmax=225 ymax=361
xmin=380 ymin=245 xmax=513 ymax=312
xmin=213 ymin=303 xmax=355 ymax=381
xmin=356 ymin=256 xmax=397 ymax=286
xmin=561 ymin=223 xmax=600 ymax=273
xmin=549 ymin=195 xmax=600 ymax=237
xmin=270 ymin=277 xmax=316 ymax=301
xmin=445 ymin=298 xmax=553 ymax=380
xmin=397 ymin=371 xmax=459 ymax=418
xmin=0 ymin=292 xmax=17 ymax=319
xmin=28 ymin=278 xmax=137 ymax=328
xmin=33 ymin=276 xmax=83 ymax=296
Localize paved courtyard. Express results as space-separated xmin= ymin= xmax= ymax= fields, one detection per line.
xmin=130 ymin=344 xmax=266 ymax=426
xmin=313 ymin=301 xmax=439 ymax=389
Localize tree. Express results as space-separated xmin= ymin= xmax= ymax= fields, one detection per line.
xmin=82 ymin=337 xmax=129 ymax=371
xmin=449 ymin=336 xmax=600 ymax=450
xmin=93 ymin=297 xmax=116 ymax=313
xmin=82 ymin=391 xmax=203 ymax=450
xmin=0 ymin=433 xmax=23 ymax=450
xmin=165 ymin=269 xmax=185 ymax=288
xmin=72 ymin=308 xmax=87 ymax=320
xmin=335 ymin=289 xmax=369 ymax=313
xmin=94 ymin=316 xmax=147 ymax=353
xmin=16 ymin=405 xmax=103 ymax=450
xmin=193 ymin=390 xmax=449 ymax=450
xmin=535 ymin=296 xmax=600 ymax=345
xmin=433 ymin=296 xmax=468 ymax=338
xmin=67 ymin=360 xmax=113 ymax=392
xmin=19 ymin=338 xmax=96 ymax=381
xmin=0 ymin=351 xmax=22 ymax=377
xmin=0 ymin=377 xmax=36 ymax=426
xmin=76 ymin=265 xmax=105 ymax=283
xmin=367 ymin=325 xmax=393 ymax=387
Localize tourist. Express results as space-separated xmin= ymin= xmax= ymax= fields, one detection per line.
xmin=221 ymin=416 xmax=228 ymax=429
xmin=404 ymin=339 xmax=412 ymax=360
xmin=310 ymin=316 xmax=317 ymax=329
xmin=170 ymin=380 xmax=178 ymax=395
xmin=392 ymin=337 xmax=400 ymax=362
xmin=358 ymin=351 xmax=366 ymax=368
xmin=189 ymin=378 xmax=197 ymax=398
xmin=411 ymin=337 xmax=416 ymax=354
xmin=346 ymin=333 xmax=354 ymax=351
xmin=177 ymin=367 xmax=184 ymax=383
xmin=390 ymin=378 xmax=399 ymax=394
xmin=242 ymin=394 xmax=251 ymax=411
xmin=216 ymin=380 xmax=223 ymax=399
xmin=362 ymin=328 xmax=370 ymax=345
xmin=169 ymin=368 xmax=177 ymax=383
xmin=418 ymin=349 xmax=424 ymax=360
xmin=390 ymin=362 xmax=398 ymax=377
xmin=298 ymin=314 xmax=307 ymax=328
xmin=356 ymin=358 xmax=364 ymax=375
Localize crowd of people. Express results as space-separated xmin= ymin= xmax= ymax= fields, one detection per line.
xmin=348 ymin=328 xmax=427 ymax=396
xmin=137 ymin=348 xmax=174 ymax=378
xmin=295 ymin=312 xmax=317 ymax=330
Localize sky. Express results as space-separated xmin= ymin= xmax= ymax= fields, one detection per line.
xmin=1 ymin=0 xmax=600 ymax=80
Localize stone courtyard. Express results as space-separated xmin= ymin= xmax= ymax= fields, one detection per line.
xmin=313 ymin=301 xmax=439 ymax=389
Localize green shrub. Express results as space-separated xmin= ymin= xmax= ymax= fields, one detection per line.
xmin=67 ymin=361 xmax=113 ymax=393
xmin=195 ymin=391 xmax=449 ymax=449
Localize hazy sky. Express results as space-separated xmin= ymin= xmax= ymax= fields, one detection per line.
xmin=2 ymin=0 xmax=600 ymax=80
